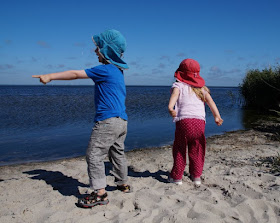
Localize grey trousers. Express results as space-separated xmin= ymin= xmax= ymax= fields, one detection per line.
xmin=86 ymin=117 xmax=128 ymax=190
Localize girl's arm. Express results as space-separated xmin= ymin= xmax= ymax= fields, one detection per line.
xmin=205 ymin=91 xmax=223 ymax=126
xmin=32 ymin=70 xmax=88 ymax=84
xmin=168 ymin=87 xmax=180 ymax=117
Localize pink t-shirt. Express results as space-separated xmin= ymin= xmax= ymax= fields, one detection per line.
xmin=171 ymin=81 xmax=206 ymax=122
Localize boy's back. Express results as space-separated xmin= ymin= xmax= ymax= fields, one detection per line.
xmin=85 ymin=64 xmax=127 ymax=122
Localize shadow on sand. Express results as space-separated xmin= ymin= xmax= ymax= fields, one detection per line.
xmin=23 ymin=161 xmax=169 ymax=198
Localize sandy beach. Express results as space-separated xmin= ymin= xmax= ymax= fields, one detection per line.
xmin=0 ymin=123 xmax=279 ymax=223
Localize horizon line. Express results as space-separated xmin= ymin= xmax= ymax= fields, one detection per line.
xmin=0 ymin=84 xmax=239 ymax=88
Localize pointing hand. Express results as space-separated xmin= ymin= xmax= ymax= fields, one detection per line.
xmin=32 ymin=74 xmax=51 ymax=84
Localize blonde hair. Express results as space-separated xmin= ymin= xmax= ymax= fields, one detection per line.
xmin=191 ymin=86 xmax=210 ymax=102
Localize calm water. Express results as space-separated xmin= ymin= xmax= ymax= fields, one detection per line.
xmin=0 ymin=85 xmax=244 ymax=166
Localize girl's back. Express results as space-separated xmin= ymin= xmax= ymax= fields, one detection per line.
xmin=172 ymin=81 xmax=205 ymax=122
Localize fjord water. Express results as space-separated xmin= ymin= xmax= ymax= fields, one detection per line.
xmin=0 ymin=85 xmax=243 ymax=166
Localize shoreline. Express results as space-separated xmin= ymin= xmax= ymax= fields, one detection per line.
xmin=0 ymin=129 xmax=242 ymax=168
xmin=0 ymin=125 xmax=279 ymax=222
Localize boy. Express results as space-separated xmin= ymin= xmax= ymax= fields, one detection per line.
xmin=33 ymin=29 xmax=131 ymax=208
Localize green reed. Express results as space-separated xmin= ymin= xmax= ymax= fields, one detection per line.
xmin=240 ymin=66 xmax=280 ymax=110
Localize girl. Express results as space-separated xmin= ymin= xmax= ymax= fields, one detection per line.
xmin=168 ymin=58 xmax=223 ymax=186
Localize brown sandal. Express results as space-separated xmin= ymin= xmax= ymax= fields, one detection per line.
xmin=77 ymin=191 xmax=109 ymax=208
xmin=117 ymin=184 xmax=132 ymax=193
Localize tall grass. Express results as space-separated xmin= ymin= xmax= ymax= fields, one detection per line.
xmin=240 ymin=66 xmax=280 ymax=110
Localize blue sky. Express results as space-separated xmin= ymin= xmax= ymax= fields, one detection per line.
xmin=1 ymin=0 xmax=280 ymax=86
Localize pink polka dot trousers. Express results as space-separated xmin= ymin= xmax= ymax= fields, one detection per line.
xmin=171 ymin=118 xmax=206 ymax=180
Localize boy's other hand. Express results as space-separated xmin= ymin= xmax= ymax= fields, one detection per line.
xmin=32 ymin=75 xmax=51 ymax=84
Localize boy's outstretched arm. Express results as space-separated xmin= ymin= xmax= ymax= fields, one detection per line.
xmin=205 ymin=91 xmax=223 ymax=126
xmin=168 ymin=87 xmax=179 ymax=117
xmin=32 ymin=70 xmax=88 ymax=84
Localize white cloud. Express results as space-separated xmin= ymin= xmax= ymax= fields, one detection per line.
xmin=0 ymin=64 xmax=14 ymax=70
xmin=37 ymin=41 xmax=50 ymax=48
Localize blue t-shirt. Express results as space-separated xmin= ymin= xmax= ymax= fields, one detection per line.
xmin=85 ymin=64 xmax=128 ymax=122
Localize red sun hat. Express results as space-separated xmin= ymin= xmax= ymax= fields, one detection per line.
xmin=174 ymin=59 xmax=205 ymax=88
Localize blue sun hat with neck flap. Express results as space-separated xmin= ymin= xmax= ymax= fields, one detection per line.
xmin=92 ymin=29 xmax=129 ymax=69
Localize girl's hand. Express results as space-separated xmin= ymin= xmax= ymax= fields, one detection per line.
xmin=32 ymin=74 xmax=51 ymax=84
xmin=215 ymin=117 xmax=223 ymax=126
xmin=168 ymin=88 xmax=179 ymax=118
xmin=169 ymin=109 xmax=177 ymax=117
